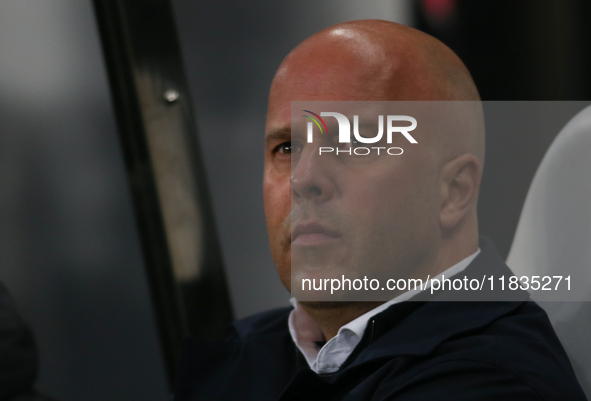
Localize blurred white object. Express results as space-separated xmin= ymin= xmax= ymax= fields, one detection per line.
xmin=507 ymin=104 xmax=591 ymax=397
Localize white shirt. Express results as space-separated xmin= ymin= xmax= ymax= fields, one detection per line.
xmin=288 ymin=249 xmax=481 ymax=374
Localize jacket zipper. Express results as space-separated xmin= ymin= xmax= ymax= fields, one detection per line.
xmin=368 ymin=319 xmax=376 ymax=344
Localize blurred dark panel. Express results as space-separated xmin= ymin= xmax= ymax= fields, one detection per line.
xmin=93 ymin=0 xmax=234 ymax=383
xmin=416 ymin=0 xmax=591 ymax=100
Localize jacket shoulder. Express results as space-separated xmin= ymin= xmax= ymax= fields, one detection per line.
xmin=424 ymin=301 xmax=585 ymax=400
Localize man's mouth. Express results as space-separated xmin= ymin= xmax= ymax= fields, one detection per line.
xmin=291 ymin=222 xmax=341 ymax=246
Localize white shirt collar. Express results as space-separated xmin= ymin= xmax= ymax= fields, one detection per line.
xmin=288 ymin=249 xmax=481 ymax=374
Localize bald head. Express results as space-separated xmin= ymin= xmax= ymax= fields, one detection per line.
xmin=269 ymin=19 xmax=484 ymax=164
xmin=271 ymin=20 xmax=480 ymax=101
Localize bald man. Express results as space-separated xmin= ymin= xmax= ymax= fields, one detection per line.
xmin=173 ymin=20 xmax=585 ymax=401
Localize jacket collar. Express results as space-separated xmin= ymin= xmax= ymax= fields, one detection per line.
xmin=343 ymin=237 xmax=529 ymax=371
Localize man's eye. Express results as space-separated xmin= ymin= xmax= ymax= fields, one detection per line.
xmin=278 ymin=142 xmax=292 ymax=154
xmin=275 ymin=142 xmax=296 ymax=154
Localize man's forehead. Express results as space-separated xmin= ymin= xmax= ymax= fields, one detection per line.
xmin=267 ymin=46 xmax=398 ymax=111
xmin=269 ymin=71 xmax=392 ymax=104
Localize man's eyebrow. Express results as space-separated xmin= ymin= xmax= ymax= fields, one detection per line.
xmin=265 ymin=127 xmax=291 ymax=145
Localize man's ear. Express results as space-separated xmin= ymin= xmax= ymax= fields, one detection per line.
xmin=439 ymin=153 xmax=482 ymax=231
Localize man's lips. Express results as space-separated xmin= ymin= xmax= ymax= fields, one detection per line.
xmin=291 ymin=222 xmax=341 ymax=246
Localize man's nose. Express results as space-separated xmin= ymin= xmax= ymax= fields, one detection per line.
xmin=290 ymin=145 xmax=335 ymax=204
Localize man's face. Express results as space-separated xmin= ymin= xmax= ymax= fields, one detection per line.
xmin=264 ymin=46 xmax=443 ymax=298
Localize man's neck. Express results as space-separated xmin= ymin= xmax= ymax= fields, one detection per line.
xmin=298 ymin=301 xmax=384 ymax=341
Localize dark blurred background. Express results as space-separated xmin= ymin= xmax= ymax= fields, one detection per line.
xmin=0 ymin=0 xmax=589 ymax=399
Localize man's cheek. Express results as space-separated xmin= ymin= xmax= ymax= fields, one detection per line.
xmin=264 ymin=181 xmax=291 ymax=250
xmin=264 ymin=186 xmax=289 ymax=222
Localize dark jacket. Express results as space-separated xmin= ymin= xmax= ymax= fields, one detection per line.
xmin=174 ymin=238 xmax=587 ymax=400
xmin=0 ymin=282 xmax=56 ymax=401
